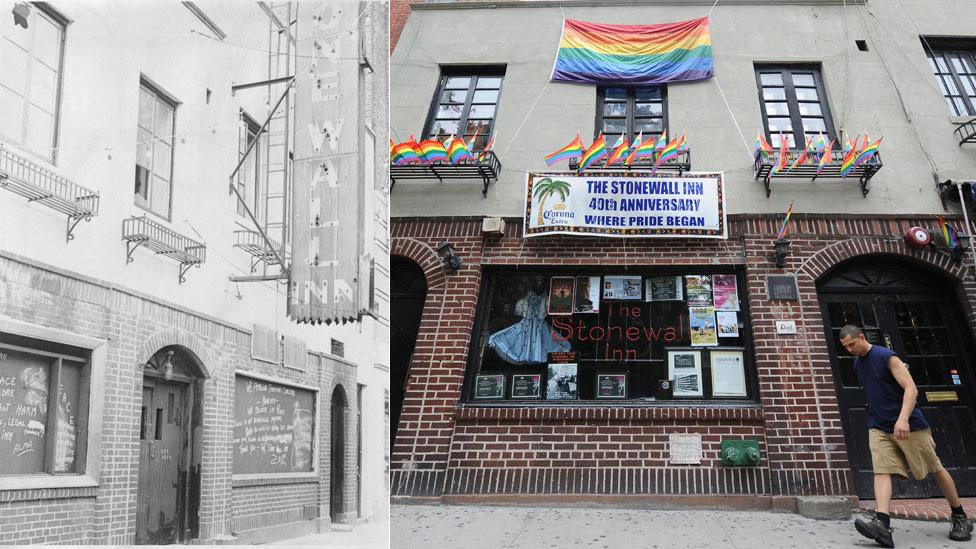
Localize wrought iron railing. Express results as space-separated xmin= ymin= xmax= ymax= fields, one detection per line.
xmin=569 ymin=149 xmax=691 ymax=174
xmin=389 ymin=150 xmax=501 ymax=197
xmin=234 ymin=229 xmax=283 ymax=271
xmin=0 ymin=143 xmax=100 ymax=242
xmin=954 ymin=118 xmax=976 ymax=146
xmin=122 ymin=216 xmax=206 ymax=284
xmin=754 ymin=148 xmax=883 ymax=197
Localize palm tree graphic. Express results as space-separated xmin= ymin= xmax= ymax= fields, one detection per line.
xmin=533 ymin=177 xmax=571 ymax=226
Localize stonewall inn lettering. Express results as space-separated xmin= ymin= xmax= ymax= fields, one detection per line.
xmin=551 ymin=302 xmax=685 ymax=360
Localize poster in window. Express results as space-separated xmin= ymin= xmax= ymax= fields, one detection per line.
xmin=596 ymin=373 xmax=627 ymax=399
xmin=574 ymin=276 xmax=601 ymax=313
xmin=511 ymin=374 xmax=542 ymax=399
xmin=716 ymin=310 xmax=739 ymax=338
xmin=548 ymin=276 xmax=575 ymax=315
xmin=684 ymin=275 xmax=712 ymax=305
xmin=0 ymin=349 xmax=51 ymax=475
xmin=710 ymin=349 xmax=747 ymax=397
xmin=603 ymin=275 xmax=642 ymax=300
xmin=646 ymin=276 xmax=683 ymax=301
xmin=667 ymin=349 xmax=703 ymax=397
xmin=711 ymin=274 xmax=739 ymax=311
xmin=474 ymin=374 xmax=506 ymax=399
xmin=689 ymin=306 xmax=718 ymax=347
xmin=546 ymin=363 xmax=578 ymax=400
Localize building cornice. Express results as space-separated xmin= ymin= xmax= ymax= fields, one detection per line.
xmin=414 ymin=0 xmax=866 ymax=11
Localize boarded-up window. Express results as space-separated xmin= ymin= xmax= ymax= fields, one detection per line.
xmin=233 ymin=375 xmax=315 ymax=474
xmin=251 ymin=324 xmax=280 ymax=363
xmin=282 ymin=337 xmax=307 ymax=371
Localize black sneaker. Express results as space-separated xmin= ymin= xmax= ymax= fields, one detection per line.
xmin=855 ymin=517 xmax=895 ymax=548
xmin=950 ymin=514 xmax=973 ymax=541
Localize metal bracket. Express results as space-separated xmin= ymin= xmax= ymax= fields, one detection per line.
xmin=66 ymin=214 xmax=91 ymax=243
xmin=126 ymin=238 xmax=148 ymax=264
xmin=859 ymin=174 xmax=871 ymax=197
xmin=178 ymin=262 xmax=201 ymax=285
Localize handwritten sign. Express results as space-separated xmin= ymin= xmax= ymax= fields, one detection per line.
xmin=524 ymin=172 xmax=726 ymax=238
xmin=0 ymin=350 xmax=50 ymax=474
xmin=233 ymin=376 xmax=315 ymax=474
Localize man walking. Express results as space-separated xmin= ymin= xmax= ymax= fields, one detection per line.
xmin=839 ymin=325 xmax=972 ymax=547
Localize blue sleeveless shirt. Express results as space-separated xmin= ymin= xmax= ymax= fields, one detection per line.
xmin=854 ymin=345 xmax=929 ymax=433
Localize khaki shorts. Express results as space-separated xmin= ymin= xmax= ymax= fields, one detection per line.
xmin=869 ymin=428 xmax=944 ymax=480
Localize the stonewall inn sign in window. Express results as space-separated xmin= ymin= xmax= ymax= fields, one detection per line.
xmin=524 ymin=172 xmax=726 ymax=238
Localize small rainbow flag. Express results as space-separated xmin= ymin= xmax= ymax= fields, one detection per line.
xmin=466 ymin=131 xmax=479 ymax=152
xmin=624 ymin=132 xmax=643 ymax=165
xmin=606 ymin=135 xmax=630 ymax=165
xmin=769 ymin=135 xmax=789 ymax=177
xmin=840 ymin=135 xmax=862 ymax=178
xmin=816 ymin=139 xmax=835 ymax=175
xmin=852 ymin=136 xmax=883 ymax=168
xmin=391 ymin=138 xmax=422 ymax=165
xmin=579 ymin=134 xmax=608 ymax=170
xmin=418 ymin=139 xmax=448 ymax=163
xmin=545 ymin=134 xmax=584 ymax=166
xmin=754 ymin=131 xmax=773 ymax=160
xmin=776 ymin=201 xmax=794 ymax=240
xmin=788 ymin=137 xmax=814 ymax=171
xmin=551 ymin=17 xmax=714 ymax=85
xmin=478 ymin=133 xmax=495 ymax=161
xmin=939 ymin=217 xmax=959 ymax=248
xmin=651 ymin=133 xmax=681 ymax=174
xmin=447 ymin=138 xmax=474 ymax=164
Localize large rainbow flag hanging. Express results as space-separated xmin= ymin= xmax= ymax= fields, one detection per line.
xmin=551 ymin=17 xmax=714 ymax=85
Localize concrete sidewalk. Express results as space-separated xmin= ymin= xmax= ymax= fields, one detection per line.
xmin=270 ymin=519 xmax=389 ymax=547
xmin=393 ymin=503 xmax=965 ymax=548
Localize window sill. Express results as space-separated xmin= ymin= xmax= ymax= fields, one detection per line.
xmin=0 ymin=474 xmax=99 ymax=501
xmin=456 ymin=402 xmax=763 ymax=422
xmin=949 ymin=115 xmax=976 ymax=125
xmin=232 ymin=472 xmax=319 ymax=488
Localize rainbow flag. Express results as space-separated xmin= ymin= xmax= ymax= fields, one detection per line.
xmin=466 ymin=131 xmax=479 ymax=152
xmin=418 ymin=139 xmax=448 ymax=163
xmin=629 ymin=131 xmax=662 ymax=165
xmin=624 ymin=132 xmax=643 ymax=165
xmin=754 ymin=131 xmax=773 ymax=160
xmin=815 ymin=139 xmax=835 ymax=175
xmin=551 ymin=17 xmax=714 ymax=85
xmin=939 ymin=217 xmax=959 ymax=248
xmin=478 ymin=133 xmax=495 ymax=161
xmin=545 ymin=134 xmax=584 ymax=166
xmin=606 ymin=135 xmax=630 ymax=165
xmin=852 ymin=136 xmax=883 ymax=168
xmin=776 ymin=201 xmax=794 ymax=240
xmin=769 ymin=136 xmax=789 ymax=177
xmin=788 ymin=137 xmax=814 ymax=171
xmin=579 ymin=134 xmax=608 ymax=170
xmin=839 ymin=135 xmax=862 ymax=178
xmin=447 ymin=138 xmax=474 ymax=164
xmin=651 ymin=133 xmax=681 ymax=174
xmin=391 ymin=138 xmax=422 ymax=165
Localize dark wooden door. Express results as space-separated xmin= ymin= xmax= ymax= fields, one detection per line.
xmin=137 ymin=380 xmax=185 ymax=544
xmin=330 ymin=389 xmax=346 ymax=522
xmin=820 ymin=266 xmax=976 ymax=499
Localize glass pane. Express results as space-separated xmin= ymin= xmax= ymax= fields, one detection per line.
xmin=138 ymin=89 xmax=155 ymax=129
xmin=3 ymin=19 xmax=30 ymax=48
xmin=770 ymin=132 xmax=795 ymax=148
xmin=763 ymin=87 xmax=786 ymax=100
xmin=798 ymin=102 xmax=823 ymax=116
xmin=604 ymin=87 xmax=626 ymax=100
xmin=603 ymin=102 xmax=626 ymax=116
xmin=29 ymin=64 xmax=58 ymax=113
xmin=155 ymin=101 xmax=174 ymax=136
xmin=0 ymin=40 xmax=29 ymax=95
xmin=150 ymin=174 xmax=170 ymax=216
xmin=154 ymin=140 xmax=172 ymax=180
xmin=935 ymin=55 xmax=950 ymax=73
xmin=802 ymin=117 xmax=827 ymax=132
xmin=430 ymin=119 xmax=458 ymax=137
xmin=926 ymin=302 xmax=944 ymax=326
xmin=444 ymin=76 xmax=470 ymax=90
xmin=468 ymin=104 xmax=496 ymax=118
xmin=764 ymin=101 xmax=789 ymax=116
xmin=794 ymin=88 xmax=820 ymax=101
xmin=436 ymin=104 xmax=462 ymax=118
xmin=137 ymin=127 xmax=153 ymax=167
xmin=791 ymin=73 xmax=815 ymax=87
xmin=938 ymin=77 xmax=950 ymax=96
xmin=636 ymin=87 xmax=662 ymax=101
xmin=472 ymin=90 xmax=498 ymax=103
xmin=960 ymin=54 xmax=976 ymax=74
xmin=476 ymin=77 xmax=502 ymax=89
xmin=603 ymin=134 xmax=622 ymax=149
xmin=951 ymin=54 xmax=967 ymax=74
xmin=635 ymin=102 xmax=663 ymax=116
xmin=0 ymin=86 xmax=25 ymax=140
xmin=635 ymin=118 xmax=663 ymax=133
xmin=602 ymin=118 xmax=625 ymax=133
xmin=0 ymin=350 xmax=50 ymax=473
xmin=465 ymin=119 xmax=492 ymax=135
xmin=954 ymin=97 xmax=970 ymax=116
xmin=927 ymin=55 xmax=938 ymax=74
xmin=32 ymin=13 xmax=61 ymax=68
xmin=440 ymin=89 xmax=465 ymax=103
xmin=53 ymin=362 xmax=81 ymax=474
xmin=760 ymin=72 xmax=783 ymax=86
xmin=767 ymin=117 xmax=792 ymax=133
xmin=26 ymin=106 xmax=53 ymax=158
xmin=961 ymin=75 xmax=976 ymax=96
xmin=944 ymin=77 xmax=959 ymax=95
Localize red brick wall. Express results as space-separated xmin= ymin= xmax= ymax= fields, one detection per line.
xmin=391 ymin=214 xmax=976 ymax=498
xmin=390 ymin=0 xmax=420 ymax=53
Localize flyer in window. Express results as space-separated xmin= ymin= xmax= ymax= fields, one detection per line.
xmin=710 ymin=349 xmax=747 ymax=397
xmin=546 ymin=363 xmax=578 ymax=400
xmin=716 ymin=310 xmax=739 ymax=338
xmin=646 ymin=276 xmax=683 ymax=301
xmin=548 ymin=276 xmax=575 ymax=315
xmin=596 ymin=373 xmax=627 ymax=399
xmin=603 ymin=275 xmax=642 ymax=300
xmin=684 ymin=275 xmax=712 ymax=305
xmin=511 ymin=374 xmax=542 ymax=399
xmin=712 ymin=274 xmax=740 ymax=311
xmin=689 ymin=306 xmax=718 ymax=347
xmin=574 ymin=276 xmax=601 ymax=313
xmin=667 ymin=348 xmax=703 ymax=397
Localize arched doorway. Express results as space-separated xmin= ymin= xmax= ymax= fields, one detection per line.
xmin=136 ymin=346 xmax=205 ymax=544
xmin=817 ymin=256 xmax=976 ymax=499
xmin=391 ymin=257 xmax=427 ymax=441
xmin=330 ymin=385 xmax=348 ymax=523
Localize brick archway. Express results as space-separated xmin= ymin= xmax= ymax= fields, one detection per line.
xmin=137 ymin=327 xmax=212 ymax=378
xmin=797 ymin=236 xmax=968 ymax=283
xmin=391 ymin=238 xmax=447 ymax=290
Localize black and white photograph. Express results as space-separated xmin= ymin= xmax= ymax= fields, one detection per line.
xmin=667 ymin=348 xmax=703 ymax=397
xmin=546 ymin=363 xmax=578 ymax=400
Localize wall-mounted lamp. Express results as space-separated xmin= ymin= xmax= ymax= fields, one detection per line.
xmin=437 ymin=242 xmax=462 ymax=271
xmin=146 ymin=349 xmax=175 ymax=381
xmin=773 ymin=238 xmax=791 ymax=268
xmin=12 ymin=2 xmax=30 ymax=28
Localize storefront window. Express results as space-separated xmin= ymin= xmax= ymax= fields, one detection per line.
xmin=467 ymin=270 xmax=754 ymax=403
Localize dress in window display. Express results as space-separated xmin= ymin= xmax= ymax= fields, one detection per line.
xmin=488 ymin=290 xmax=571 ymax=364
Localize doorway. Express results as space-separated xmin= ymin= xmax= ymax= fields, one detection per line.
xmin=330 ymin=385 xmax=347 ymax=523
xmin=391 ymin=257 xmax=427 ymax=442
xmin=818 ymin=259 xmax=976 ymax=499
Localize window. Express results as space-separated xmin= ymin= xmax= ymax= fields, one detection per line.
xmin=466 ymin=270 xmax=755 ymax=403
xmin=922 ymin=40 xmax=976 ymax=117
xmin=0 ymin=4 xmax=66 ymax=162
xmin=135 ymin=80 xmax=177 ymax=219
xmin=596 ymin=86 xmax=667 ymax=145
xmin=237 ymin=112 xmax=263 ymax=220
xmin=0 ymin=339 xmax=89 ymax=475
xmin=423 ymin=67 xmax=504 ymax=151
xmin=755 ymin=65 xmax=835 ymax=148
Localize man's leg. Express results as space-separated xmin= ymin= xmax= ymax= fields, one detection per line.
xmin=933 ymin=469 xmax=962 ymax=508
xmin=875 ymin=473 xmax=893 ymax=514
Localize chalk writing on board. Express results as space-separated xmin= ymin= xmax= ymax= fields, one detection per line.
xmin=233 ymin=376 xmax=314 ymax=473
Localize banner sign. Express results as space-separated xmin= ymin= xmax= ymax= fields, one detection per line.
xmin=524 ymin=172 xmax=726 ymax=238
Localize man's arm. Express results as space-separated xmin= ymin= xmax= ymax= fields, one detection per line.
xmin=888 ymin=355 xmax=919 ymax=440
